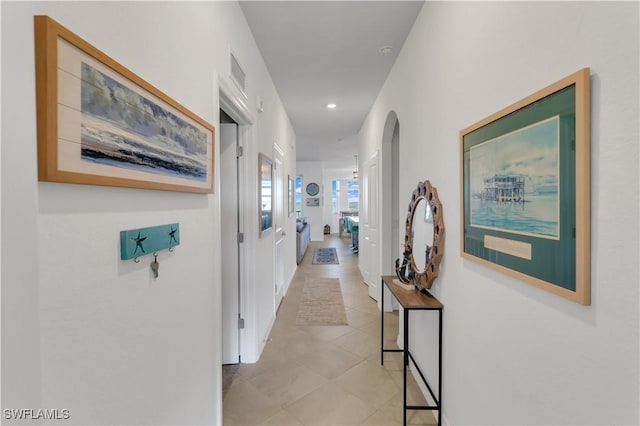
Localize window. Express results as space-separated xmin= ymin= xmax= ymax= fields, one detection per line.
xmin=295 ymin=176 xmax=302 ymax=216
xmin=331 ymin=180 xmax=340 ymax=214
xmin=331 ymin=179 xmax=359 ymax=214
xmin=347 ymin=180 xmax=359 ymax=211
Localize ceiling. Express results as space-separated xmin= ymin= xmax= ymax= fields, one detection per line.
xmin=240 ymin=1 xmax=424 ymax=169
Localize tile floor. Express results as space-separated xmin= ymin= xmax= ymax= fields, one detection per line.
xmin=222 ymin=236 xmax=436 ymax=425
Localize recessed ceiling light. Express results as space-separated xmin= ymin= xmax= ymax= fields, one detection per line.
xmin=379 ymin=46 xmax=394 ymax=56
xmin=327 ymin=103 xmax=337 ymax=109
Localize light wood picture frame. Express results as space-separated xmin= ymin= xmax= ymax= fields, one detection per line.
xmin=288 ymin=175 xmax=295 ymax=217
xmin=259 ymin=153 xmax=273 ymax=237
xmin=34 ymin=16 xmax=215 ymax=193
xmin=460 ymin=68 xmax=590 ymax=305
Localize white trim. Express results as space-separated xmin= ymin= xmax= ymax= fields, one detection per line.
xmin=219 ymin=74 xmax=254 ymax=126
xmin=218 ymin=72 xmax=257 ymax=363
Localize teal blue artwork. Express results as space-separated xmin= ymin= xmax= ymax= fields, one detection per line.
xmin=120 ymin=223 xmax=180 ymax=260
xmin=469 ymin=116 xmax=560 ymax=240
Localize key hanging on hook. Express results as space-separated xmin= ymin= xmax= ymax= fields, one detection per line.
xmin=150 ymin=253 xmax=159 ymax=279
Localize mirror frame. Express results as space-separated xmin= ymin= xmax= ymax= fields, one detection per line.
xmin=398 ymin=180 xmax=445 ymax=291
xmin=258 ymin=153 xmax=273 ymax=237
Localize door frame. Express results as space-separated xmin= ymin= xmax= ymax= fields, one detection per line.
xmin=220 ymin=120 xmax=241 ymax=364
xmin=273 ymin=142 xmax=286 ymax=310
xmin=219 ymin=76 xmax=254 ymax=362
xmin=381 ymin=111 xmax=400 ymax=312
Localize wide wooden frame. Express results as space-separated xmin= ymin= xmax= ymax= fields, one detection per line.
xmin=288 ymin=175 xmax=295 ymax=217
xmin=34 ymin=16 xmax=215 ymax=193
xmin=460 ymin=68 xmax=590 ymax=305
xmin=398 ymin=180 xmax=445 ymax=292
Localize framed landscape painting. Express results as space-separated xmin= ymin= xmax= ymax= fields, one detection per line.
xmin=34 ymin=16 xmax=215 ymax=193
xmin=288 ymin=175 xmax=295 ymax=217
xmin=460 ymin=68 xmax=591 ymax=305
xmin=259 ymin=153 xmax=273 ymax=237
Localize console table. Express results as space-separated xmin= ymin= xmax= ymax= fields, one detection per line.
xmin=380 ymin=275 xmax=443 ymax=426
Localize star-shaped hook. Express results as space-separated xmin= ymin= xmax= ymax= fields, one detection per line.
xmin=132 ymin=232 xmax=147 ymax=256
xmin=169 ymin=227 xmax=178 ymax=245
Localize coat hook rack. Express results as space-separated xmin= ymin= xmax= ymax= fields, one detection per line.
xmin=120 ymin=223 xmax=180 ymax=262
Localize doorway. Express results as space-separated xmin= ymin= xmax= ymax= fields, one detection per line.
xmin=381 ymin=112 xmax=400 ymax=311
xmin=220 ymin=109 xmax=241 ymax=364
xmin=365 ymin=151 xmax=380 ymax=301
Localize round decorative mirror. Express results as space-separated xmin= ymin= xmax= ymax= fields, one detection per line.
xmin=306 ymin=182 xmax=320 ymax=196
xmin=395 ymin=180 xmax=445 ymax=292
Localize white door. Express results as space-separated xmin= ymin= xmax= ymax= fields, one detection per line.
xmin=273 ymin=143 xmax=286 ymax=310
xmin=359 ymin=170 xmax=370 ymax=284
xmin=366 ymin=151 xmax=380 ymax=301
xmin=221 ymin=122 xmax=240 ymax=364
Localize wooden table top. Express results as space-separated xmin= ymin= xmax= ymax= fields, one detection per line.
xmin=381 ymin=275 xmax=443 ymax=310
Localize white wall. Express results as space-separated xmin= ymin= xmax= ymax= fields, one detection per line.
xmin=359 ymin=2 xmax=639 ymax=425
xmin=1 ymin=1 xmax=295 ymax=424
xmin=296 ymin=161 xmax=324 ymax=241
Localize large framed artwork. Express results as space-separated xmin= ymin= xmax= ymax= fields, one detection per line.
xmin=34 ymin=16 xmax=215 ymax=193
xmin=259 ymin=153 xmax=273 ymax=237
xmin=288 ymin=175 xmax=295 ymax=217
xmin=460 ymin=68 xmax=590 ymax=305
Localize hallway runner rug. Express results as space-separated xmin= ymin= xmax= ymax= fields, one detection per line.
xmin=295 ymin=278 xmax=348 ymax=326
xmin=312 ymin=247 xmax=339 ymax=264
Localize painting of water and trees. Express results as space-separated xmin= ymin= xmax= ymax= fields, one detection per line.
xmin=469 ymin=116 xmax=560 ymax=240
xmin=80 ymin=62 xmax=208 ymax=181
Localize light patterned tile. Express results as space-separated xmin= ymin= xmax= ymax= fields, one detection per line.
xmin=333 ymin=328 xmax=380 ymax=358
xmin=223 ymin=379 xmax=281 ymax=425
xmin=350 ymin=299 xmax=381 ymax=315
xmin=248 ymin=364 xmax=328 ymax=406
xmin=260 ymin=410 xmax=303 ymax=425
xmin=375 ymin=387 xmax=437 ymax=425
xmin=295 ymin=346 xmax=363 ymax=380
xmin=377 ymin=351 xmax=404 ymax=372
xmin=237 ymin=342 xmax=303 ymax=380
xmin=344 ymin=308 xmax=379 ymax=328
xmin=269 ymin=328 xmax=328 ymax=358
xmin=342 ymin=292 xmax=367 ymax=309
xmin=355 ymin=317 xmax=383 ymax=336
xmin=388 ymin=369 xmax=434 ymax=407
xmin=284 ymin=382 xmax=376 ymax=425
xmin=302 ymin=325 xmax=354 ymax=342
xmin=222 ymin=409 xmax=241 ymax=426
xmin=269 ymin=321 xmax=304 ymax=340
xmin=359 ymin=409 xmax=398 ymax=426
xmin=224 ymin=236 xmax=397 ymax=426
xmin=340 ymin=279 xmax=368 ymax=293
xmin=333 ymin=356 xmax=399 ymax=408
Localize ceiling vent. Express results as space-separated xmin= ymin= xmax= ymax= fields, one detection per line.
xmin=229 ymin=50 xmax=247 ymax=98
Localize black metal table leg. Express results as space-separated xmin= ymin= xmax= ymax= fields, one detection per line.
xmin=380 ymin=277 xmax=384 ymax=366
xmin=438 ymin=308 xmax=443 ymax=426
xmin=403 ymin=307 xmax=409 ymax=426
xmin=380 ymin=276 xmax=443 ymax=426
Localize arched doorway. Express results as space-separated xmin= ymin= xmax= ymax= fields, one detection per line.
xmin=380 ymin=111 xmax=400 ymax=311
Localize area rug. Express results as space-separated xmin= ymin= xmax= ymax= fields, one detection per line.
xmin=295 ymin=278 xmax=348 ymax=326
xmin=312 ymin=247 xmax=339 ymax=265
